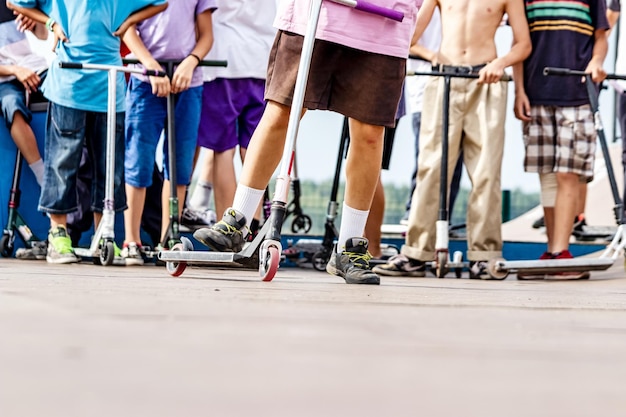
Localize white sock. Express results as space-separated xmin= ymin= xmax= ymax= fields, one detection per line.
xmin=188 ymin=180 xmax=213 ymax=211
xmin=232 ymin=184 xmax=265 ymax=236
xmin=336 ymin=203 xmax=369 ymax=253
xmin=29 ymin=159 xmax=44 ymax=187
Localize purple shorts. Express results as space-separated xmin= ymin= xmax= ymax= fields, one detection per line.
xmin=197 ymin=78 xmax=266 ymax=152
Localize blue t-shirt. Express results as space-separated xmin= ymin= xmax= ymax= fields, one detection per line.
xmin=9 ymin=0 xmax=166 ymax=112
xmin=523 ymin=0 xmax=609 ymax=106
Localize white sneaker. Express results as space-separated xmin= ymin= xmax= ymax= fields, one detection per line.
xmin=121 ymin=242 xmax=144 ymax=266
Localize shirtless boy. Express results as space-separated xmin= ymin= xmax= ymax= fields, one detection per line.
xmin=375 ymin=0 xmax=532 ymax=279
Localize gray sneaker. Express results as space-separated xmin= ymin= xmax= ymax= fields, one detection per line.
xmin=121 ymin=242 xmax=144 ymax=266
xmin=193 ymin=208 xmax=247 ymax=252
xmin=16 ymin=240 xmax=48 ymax=260
xmin=326 ymin=237 xmax=380 ymax=285
xmin=373 ymin=254 xmax=426 ymax=277
xmin=47 ymin=226 xmax=80 ymax=264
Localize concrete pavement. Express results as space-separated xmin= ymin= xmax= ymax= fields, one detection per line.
xmin=1 ymin=258 xmax=625 ymax=417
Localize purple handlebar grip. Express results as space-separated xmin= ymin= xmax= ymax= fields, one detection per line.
xmin=354 ymin=0 xmax=404 ymax=22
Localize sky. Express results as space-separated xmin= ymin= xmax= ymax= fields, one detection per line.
xmin=28 ymin=25 xmax=621 ymax=194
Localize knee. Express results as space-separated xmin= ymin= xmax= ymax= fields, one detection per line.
xmin=539 ymin=173 xmax=557 ymax=207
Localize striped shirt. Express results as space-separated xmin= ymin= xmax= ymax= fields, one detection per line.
xmin=523 ymin=0 xmax=609 ymax=106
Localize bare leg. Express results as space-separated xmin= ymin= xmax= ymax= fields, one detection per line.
xmin=124 ymin=184 xmax=147 ymax=244
xmin=160 ymin=179 xmax=187 ymax=241
xmin=344 ymin=119 xmax=384 ymax=210
xmin=239 ymin=101 xmax=295 ymax=189
xmin=213 ymin=147 xmax=237 ymax=217
xmin=552 ymin=172 xmax=579 ymax=252
xmin=364 ymin=175 xmax=384 ymax=258
xmin=10 ymin=112 xmax=42 ymax=164
xmin=576 ymin=181 xmax=587 ymax=219
xmin=49 ymin=213 xmax=68 ymax=230
xmin=543 ymin=206 xmax=555 ymax=253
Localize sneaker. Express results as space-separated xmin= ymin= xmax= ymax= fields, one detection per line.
xmin=47 ymin=226 xmax=80 ymax=264
xmin=326 ymin=237 xmax=380 ymax=285
xmin=468 ymin=260 xmax=506 ymax=280
xmin=16 ymin=240 xmax=48 ymax=260
xmin=517 ymin=251 xmax=551 ymax=280
xmin=532 ymin=216 xmax=545 ymax=229
xmin=572 ymin=214 xmax=587 ymax=234
xmin=372 ymin=254 xmax=426 ymax=277
xmin=545 ymin=250 xmax=590 ymax=280
xmin=121 ymin=242 xmax=144 ymax=266
xmin=181 ymin=207 xmax=217 ymax=229
xmin=193 ymin=208 xmax=247 ymax=252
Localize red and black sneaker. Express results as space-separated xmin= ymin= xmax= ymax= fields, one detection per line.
xmin=545 ymin=250 xmax=590 ymax=280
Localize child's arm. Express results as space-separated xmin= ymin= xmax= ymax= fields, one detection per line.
xmin=122 ymin=24 xmax=171 ymax=97
xmin=585 ymin=28 xmax=608 ymax=83
xmin=6 ymin=1 xmax=67 ymax=49
xmin=14 ymin=12 xmax=48 ymax=40
xmin=171 ymin=9 xmax=214 ymax=94
xmin=113 ymin=3 xmax=168 ymax=38
xmin=410 ymin=0 xmax=437 ymax=47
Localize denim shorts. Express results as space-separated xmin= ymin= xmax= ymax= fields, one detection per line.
xmin=39 ymin=102 xmax=127 ymax=214
xmin=0 ymin=80 xmax=31 ymax=129
xmin=125 ymin=77 xmax=203 ymax=187
xmin=196 ymin=78 xmax=266 ymax=152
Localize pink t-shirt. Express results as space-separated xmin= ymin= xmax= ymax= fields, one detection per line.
xmin=274 ymin=0 xmax=419 ymax=58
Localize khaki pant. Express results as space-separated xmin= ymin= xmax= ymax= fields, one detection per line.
xmin=402 ymin=76 xmax=507 ymax=262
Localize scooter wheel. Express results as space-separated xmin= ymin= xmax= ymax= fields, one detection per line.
xmin=436 ymin=251 xmax=448 ymax=278
xmin=312 ymin=250 xmax=329 ymax=272
xmin=0 ymin=233 xmax=14 ymax=258
xmin=291 ymin=215 xmax=312 ymax=234
xmin=455 ymin=267 xmax=463 ymax=278
xmin=487 ymin=258 xmax=509 ymax=280
xmin=166 ymin=242 xmax=188 ymax=277
xmin=100 ymin=240 xmax=115 ymax=266
xmin=260 ymin=246 xmax=280 ymax=282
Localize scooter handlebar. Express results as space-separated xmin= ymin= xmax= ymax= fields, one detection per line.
xmin=143 ymin=69 xmax=167 ymax=77
xmin=543 ymin=67 xmax=584 ymax=77
xmin=353 ymin=0 xmax=404 ymax=21
xmin=544 ymin=66 xmax=626 ymax=81
xmin=59 ymin=62 xmax=83 ymax=69
xmin=328 ymin=0 xmax=404 ymax=22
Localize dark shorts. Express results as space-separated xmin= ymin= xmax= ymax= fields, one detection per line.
xmin=265 ymin=30 xmax=405 ymax=127
xmin=197 ymin=78 xmax=266 ymax=152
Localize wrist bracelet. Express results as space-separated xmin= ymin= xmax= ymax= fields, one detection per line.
xmin=45 ymin=17 xmax=55 ymax=32
xmin=188 ymin=53 xmax=201 ymax=64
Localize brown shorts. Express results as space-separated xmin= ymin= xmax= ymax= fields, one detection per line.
xmin=265 ymin=30 xmax=406 ymax=127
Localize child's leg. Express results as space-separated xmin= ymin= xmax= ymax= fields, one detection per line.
xmin=123 ymin=79 xmax=166 ymax=245
xmin=187 ymin=149 xmax=214 ymax=211
xmin=213 ymin=147 xmax=238 ymax=217
xmin=1 ymin=82 xmax=44 ymax=184
xmin=552 ymin=172 xmax=579 ymax=252
xmin=337 ymin=118 xmax=384 ymax=252
xmin=363 ymin=175 xmax=384 ymax=258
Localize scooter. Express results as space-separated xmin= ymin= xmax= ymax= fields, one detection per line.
xmin=405 ymin=68 xmax=512 ymax=278
xmin=59 ymin=62 xmax=166 ymax=265
xmin=159 ymin=0 xmax=405 ymax=279
xmin=487 ymin=67 xmax=625 ymax=278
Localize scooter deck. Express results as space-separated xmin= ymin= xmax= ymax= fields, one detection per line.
xmin=494 ymin=258 xmax=614 ymax=274
xmin=158 ymin=250 xmax=259 ymax=269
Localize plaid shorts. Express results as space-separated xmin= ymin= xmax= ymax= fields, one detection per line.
xmin=523 ymin=104 xmax=596 ymax=181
